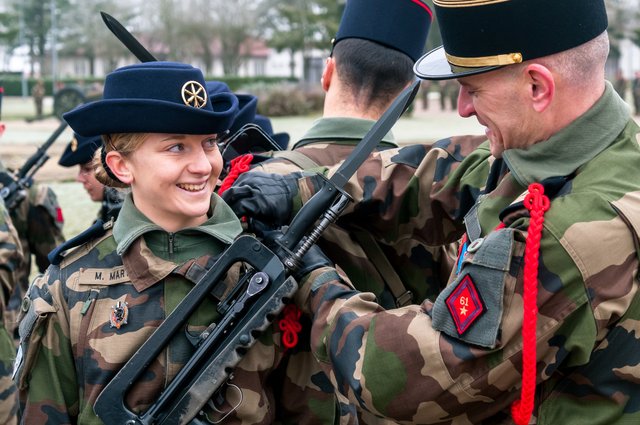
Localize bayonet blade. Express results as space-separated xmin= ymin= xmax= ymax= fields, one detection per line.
xmin=100 ymin=11 xmax=157 ymax=62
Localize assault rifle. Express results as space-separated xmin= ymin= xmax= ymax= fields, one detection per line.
xmin=93 ymin=79 xmax=420 ymax=424
xmin=0 ymin=121 xmax=68 ymax=210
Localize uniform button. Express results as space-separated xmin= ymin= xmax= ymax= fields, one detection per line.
xmin=467 ymin=237 xmax=484 ymax=253
xmin=21 ymin=297 xmax=31 ymax=313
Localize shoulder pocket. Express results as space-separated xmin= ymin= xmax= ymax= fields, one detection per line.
xmin=431 ymin=228 xmax=516 ymax=348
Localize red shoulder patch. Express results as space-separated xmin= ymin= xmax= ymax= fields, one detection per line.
xmin=446 ymin=275 xmax=485 ymax=335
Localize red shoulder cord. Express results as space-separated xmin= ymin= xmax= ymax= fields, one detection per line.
xmin=279 ymin=304 xmax=302 ymax=351
xmin=218 ymin=154 xmax=254 ymax=195
xmin=511 ymin=183 xmax=550 ymax=425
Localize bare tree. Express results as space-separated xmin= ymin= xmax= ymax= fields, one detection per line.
xmin=58 ymin=0 xmax=136 ymax=76
xmin=257 ymin=0 xmax=342 ymax=79
xmin=205 ymin=0 xmax=261 ymax=76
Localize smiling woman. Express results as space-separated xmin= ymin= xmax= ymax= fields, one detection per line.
xmin=13 ymin=62 xmax=301 ymax=424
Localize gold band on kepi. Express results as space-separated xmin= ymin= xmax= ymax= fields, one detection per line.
xmin=446 ymin=52 xmax=522 ymax=67
xmin=415 ymin=0 xmax=608 ymax=80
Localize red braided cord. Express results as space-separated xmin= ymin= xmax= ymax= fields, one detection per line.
xmin=218 ymin=154 xmax=254 ymax=195
xmin=279 ymin=304 xmax=302 ymax=350
xmin=511 ymin=183 xmax=550 ymax=425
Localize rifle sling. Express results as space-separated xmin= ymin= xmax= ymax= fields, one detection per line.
xmin=351 ymin=228 xmax=413 ymax=307
xmin=274 ymin=150 xmax=325 ymax=170
xmin=277 ymin=149 xmax=412 ymax=308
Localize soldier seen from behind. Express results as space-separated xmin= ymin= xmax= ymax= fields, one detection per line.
xmin=15 ymin=61 xmax=330 ymax=424
xmin=223 ymin=0 xmax=640 ymax=423
xmin=224 ymin=1 xmax=466 ymax=421
xmin=58 ymin=133 xmax=124 ymax=224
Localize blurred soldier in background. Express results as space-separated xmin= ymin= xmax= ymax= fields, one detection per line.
xmin=0 ymin=123 xmax=25 ymax=424
xmin=0 ymin=121 xmax=65 ymax=342
xmin=31 ymin=80 xmax=45 ymax=119
xmin=0 ymin=196 xmax=23 ymax=425
xmin=58 ymin=133 xmax=124 ymax=223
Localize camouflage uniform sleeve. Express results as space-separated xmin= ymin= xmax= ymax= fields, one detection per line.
xmin=0 ymin=201 xmax=24 ymax=310
xmin=15 ymin=266 xmax=78 ymax=423
xmin=28 ymin=185 xmax=65 ymax=272
xmin=297 ymin=239 xmax=533 ymax=422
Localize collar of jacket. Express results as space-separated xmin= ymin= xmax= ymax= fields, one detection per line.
xmin=293 ymin=117 xmax=397 ymax=149
xmin=112 ymin=192 xmax=242 ymax=258
xmin=502 ymin=82 xmax=631 ymax=187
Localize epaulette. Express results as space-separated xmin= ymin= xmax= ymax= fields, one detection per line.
xmin=48 ymin=219 xmax=113 ymax=266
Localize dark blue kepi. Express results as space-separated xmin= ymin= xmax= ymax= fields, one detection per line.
xmin=415 ymin=0 xmax=609 ymax=80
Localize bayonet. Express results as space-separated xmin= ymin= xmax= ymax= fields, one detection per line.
xmin=101 ymin=11 xmax=157 ymax=62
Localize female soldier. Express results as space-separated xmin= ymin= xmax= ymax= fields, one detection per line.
xmin=14 ymin=62 xmax=296 ymax=424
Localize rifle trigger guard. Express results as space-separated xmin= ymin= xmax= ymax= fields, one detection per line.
xmin=203 ymin=381 xmax=243 ymax=424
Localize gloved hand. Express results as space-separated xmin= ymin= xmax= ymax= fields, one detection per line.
xmin=293 ymin=243 xmax=334 ymax=281
xmin=221 ymin=171 xmax=304 ymax=227
xmin=258 ymin=224 xmax=333 ymax=282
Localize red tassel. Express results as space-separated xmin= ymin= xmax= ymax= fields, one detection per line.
xmin=279 ymin=304 xmax=302 ymax=350
xmin=218 ymin=154 xmax=254 ymax=195
xmin=511 ymin=183 xmax=549 ymax=425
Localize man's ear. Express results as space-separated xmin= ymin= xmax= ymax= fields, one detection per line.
xmin=321 ymin=57 xmax=335 ymax=92
xmin=524 ymin=63 xmax=555 ymax=113
xmin=105 ymin=151 xmax=133 ymax=184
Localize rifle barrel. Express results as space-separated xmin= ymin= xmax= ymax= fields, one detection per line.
xmin=17 ymin=121 xmax=68 ymax=178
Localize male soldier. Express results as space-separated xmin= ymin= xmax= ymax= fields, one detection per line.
xmin=58 ymin=133 xmax=124 ymax=223
xmin=224 ymin=0 xmax=640 ymax=423
xmin=236 ymin=1 xmax=464 ymax=421
xmin=0 ymin=122 xmax=65 ymax=341
xmin=252 ymin=0 xmax=443 ymax=312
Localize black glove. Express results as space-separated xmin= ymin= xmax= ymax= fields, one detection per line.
xmin=258 ymin=225 xmax=333 ymax=281
xmin=293 ymin=243 xmax=333 ymax=281
xmin=221 ymin=171 xmax=303 ymax=227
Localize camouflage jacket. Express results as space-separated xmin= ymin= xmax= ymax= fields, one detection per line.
xmin=294 ymin=83 xmax=640 ymax=423
xmin=15 ymin=193 xmax=299 ymax=424
xmin=0 ymin=198 xmax=24 ymax=425
xmin=4 ymin=184 xmax=65 ymax=341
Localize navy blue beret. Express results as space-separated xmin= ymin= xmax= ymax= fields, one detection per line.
xmin=254 ymin=114 xmax=289 ymax=150
xmin=415 ymin=0 xmax=608 ymax=80
xmin=58 ymin=133 xmax=102 ymax=167
xmin=205 ymin=80 xmax=289 ymax=149
xmin=334 ymin=0 xmax=433 ymax=62
xmin=206 ymin=82 xmax=257 ymax=134
xmin=64 ymin=62 xmax=239 ymax=137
